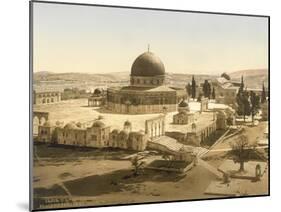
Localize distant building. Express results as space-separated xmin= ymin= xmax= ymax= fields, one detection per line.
xmin=61 ymin=88 xmax=90 ymax=100
xmin=33 ymin=89 xmax=61 ymax=105
xmin=211 ymin=77 xmax=240 ymax=105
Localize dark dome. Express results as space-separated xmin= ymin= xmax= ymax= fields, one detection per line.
xmin=64 ymin=122 xmax=78 ymax=130
xmin=124 ymin=120 xmax=132 ymax=126
xmin=131 ymin=52 xmax=165 ymax=77
xmin=92 ymin=120 xmax=105 ymax=128
xmin=93 ymin=88 xmax=102 ymax=95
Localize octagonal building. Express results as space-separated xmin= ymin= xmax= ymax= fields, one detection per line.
xmin=107 ymin=50 xmax=186 ymax=114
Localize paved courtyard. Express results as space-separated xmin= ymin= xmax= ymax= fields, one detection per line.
xmin=34 ymin=98 xmax=229 ymax=132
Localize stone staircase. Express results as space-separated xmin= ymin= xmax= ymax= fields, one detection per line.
xmin=148 ymin=136 xmax=198 ymax=155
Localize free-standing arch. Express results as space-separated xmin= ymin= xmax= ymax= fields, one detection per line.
xmin=33 ymin=111 xmax=49 ymax=136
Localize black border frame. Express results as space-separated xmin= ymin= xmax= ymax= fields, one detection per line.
xmin=29 ymin=0 xmax=270 ymax=211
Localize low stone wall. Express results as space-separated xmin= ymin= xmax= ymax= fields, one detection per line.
xmin=145 ymin=160 xmax=194 ymax=173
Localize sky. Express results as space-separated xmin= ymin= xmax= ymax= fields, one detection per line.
xmin=33 ymin=2 xmax=268 ymax=75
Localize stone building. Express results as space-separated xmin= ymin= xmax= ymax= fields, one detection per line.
xmin=88 ymin=88 xmax=106 ymax=107
xmin=41 ymin=120 xmax=148 ymax=151
xmin=128 ymin=131 xmax=148 ymax=151
xmin=57 ymin=122 xmax=87 ymax=146
xmin=86 ymin=121 xmax=111 ymax=148
xmin=185 ymin=119 xmax=217 ymax=146
xmin=167 ymin=112 xmax=217 ymax=146
xmin=109 ymin=121 xmax=148 ymax=151
xmin=33 ymin=89 xmax=61 ymax=105
xmin=107 ymin=50 xmax=187 ymax=114
xmin=173 ymin=100 xmax=195 ymax=125
xmin=37 ymin=121 xmax=55 ymax=143
xmin=211 ymin=77 xmax=239 ymax=105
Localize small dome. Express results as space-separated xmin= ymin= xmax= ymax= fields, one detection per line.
xmin=64 ymin=122 xmax=78 ymax=130
xmin=131 ymin=52 xmax=165 ymax=77
xmin=112 ymin=129 xmax=120 ymax=134
xmin=179 ymin=110 xmax=188 ymax=114
xmin=93 ymin=88 xmax=102 ymax=95
xmin=124 ymin=120 xmax=132 ymax=126
xmin=92 ymin=120 xmax=105 ymax=128
xmin=119 ymin=130 xmax=129 ymax=136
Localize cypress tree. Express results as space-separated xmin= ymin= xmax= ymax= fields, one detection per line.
xmin=261 ymin=83 xmax=266 ymax=103
xmin=212 ymin=87 xmax=216 ymax=99
xmin=186 ymin=82 xmax=192 ymax=96
xmin=191 ymin=75 xmax=196 ymax=99
xmin=239 ymin=75 xmax=244 ymax=93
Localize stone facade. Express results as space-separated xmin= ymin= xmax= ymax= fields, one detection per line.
xmin=107 ymin=87 xmax=177 ymax=114
xmin=37 ymin=121 xmax=55 ymax=143
xmin=212 ymin=77 xmax=239 ymax=106
xmin=39 ymin=120 xmax=148 ymax=151
xmin=185 ymin=121 xmax=217 ymax=146
xmin=173 ymin=112 xmax=195 ymax=125
xmin=33 ymin=90 xmax=61 ymax=105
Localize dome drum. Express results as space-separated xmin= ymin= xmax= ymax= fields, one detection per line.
xmin=130 ymin=75 xmax=166 ymax=87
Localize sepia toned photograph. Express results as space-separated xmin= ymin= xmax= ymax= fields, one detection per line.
xmin=30 ymin=1 xmax=269 ymax=211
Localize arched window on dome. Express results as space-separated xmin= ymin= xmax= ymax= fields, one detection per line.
xmin=137 ymin=79 xmax=140 ymax=84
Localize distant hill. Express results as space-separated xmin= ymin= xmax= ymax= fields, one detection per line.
xmin=228 ymin=69 xmax=268 ymax=89
xmin=34 ymin=68 xmax=268 ymax=90
xmin=34 ymin=71 xmax=129 ymax=82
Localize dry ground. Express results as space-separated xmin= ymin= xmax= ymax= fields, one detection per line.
xmin=33 ymin=144 xmax=219 ymax=210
